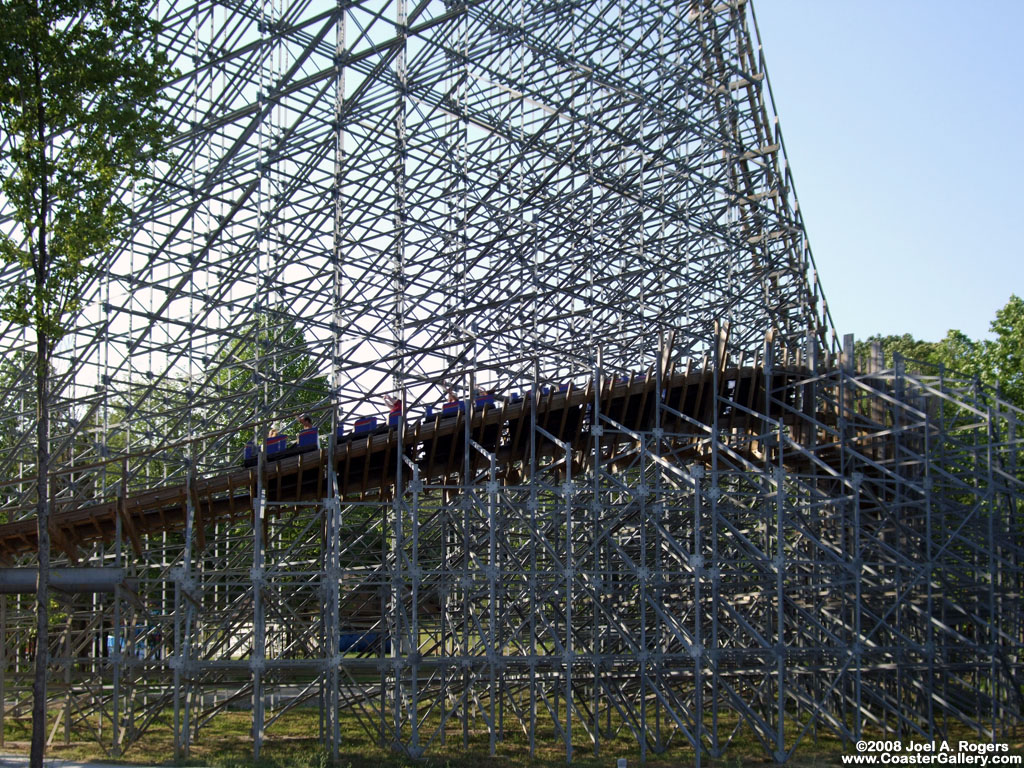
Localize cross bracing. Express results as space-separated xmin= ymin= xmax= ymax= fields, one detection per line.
xmin=0 ymin=0 xmax=1022 ymax=763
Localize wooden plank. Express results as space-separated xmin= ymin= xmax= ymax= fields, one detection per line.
xmin=635 ymin=370 xmax=652 ymax=433
xmin=443 ymin=412 xmax=463 ymax=483
xmin=49 ymin=525 xmax=79 ymax=566
xmin=507 ymin=400 xmax=528 ymax=466
xmin=248 ymin=469 xmax=258 ymax=527
xmin=692 ymin=354 xmax=710 ymax=425
xmin=359 ymin=436 xmax=373 ymax=500
xmin=379 ymin=431 xmax=393 ymax=500
xmin=423 ymin=414 xmax=441 ymax=477
xmin=118 ymin=491 xmax=144 ymax=558
xmin=188 ymin=475 xmax=206 ymax=551
xmin=293 ymin=454 xmax=305 ymax=502
xmin=670 ymin=359 xmax=693 ymax=428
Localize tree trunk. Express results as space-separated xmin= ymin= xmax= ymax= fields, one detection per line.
xmin=29 ymin=24 xmax=51 ymax=761
xmin=30 ymin=333 xmax=50 ymax=768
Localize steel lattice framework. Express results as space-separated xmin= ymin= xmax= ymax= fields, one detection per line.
xmin=0 ymin=0 xmax=1022 ymax=764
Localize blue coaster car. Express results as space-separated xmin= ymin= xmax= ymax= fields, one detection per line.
xmin=297 ymin=428 xmax=318 ymax=449
xmin=353 ymin=416 xmax=377 ymax=434
xmin=441 ymin=401 xmax=465 ymax=418
xmin=265 ymin=434 xmax=288 ymax=456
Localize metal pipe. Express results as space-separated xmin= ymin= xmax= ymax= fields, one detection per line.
xmin=0 ymin=568 xmax=130 ymax=594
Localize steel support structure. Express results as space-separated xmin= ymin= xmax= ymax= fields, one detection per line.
xmin=0 ymin=0 xmax=1022 ymax=762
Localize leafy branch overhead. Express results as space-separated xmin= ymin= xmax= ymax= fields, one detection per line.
xmin=0 ymin=0 xmax=174 ymax=344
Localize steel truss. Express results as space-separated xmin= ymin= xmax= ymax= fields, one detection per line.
xmin=0 ymin=0 xmax=1022 ymax=763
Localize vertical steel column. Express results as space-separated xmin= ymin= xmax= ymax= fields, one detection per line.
xmin=768 ymin=317 xmax=786 ymax=762
xmin=693 ymin=465 xmax=706 ymax=766
xmin=0 ymin=594 xmax=5 ymax=748
xmin=183 ymin=466 xmax=200 ymax=754
xmin=251 ymin=451 xmax=266 ymax=759
xmin=528 ymin=358 xmax=539 ymax=759
xmin=110 ymin=476 xmax=124 ymax=756
xmin=62 ymin=612 xmax=71 ymax=745
xmin=438 ymin=451 xmax=448 ymax=748
xmin=389 ymin=434 xmax=403 ymax=752
xmin=173 ymin=464 xmax=197 ymax=759
xmin=389 ymin=0 xmax=409 ymax=741
xmin=986 ymin=406 xmax=997 ymax=736
xmin=638 ymin=429 xmax=647 ymax=765
xmin=250 ymin=4 xmax=274 ymax=752
xmin=651 ymin=346 xmax=667 ymax=753
xmin=590 ymin=352 xmax=602 ymax=758
xmin=389 ymin=420 xmax=409 ymax=752
xmin=852 ymin=470 xmax=863 ymax=742
xmin=653 ymin=347 xmax=664 ymax=754
xmin=774 ymin=464 xmax=786 ymax=764
xmin=893 ymin=354 xmax=907 ymax=739
xmin=484 ymin=447 xmax=497 ymax=756
xmin=710 ymin=326 xmax=724 ymax=756
xmin=327 ymin=0 xmax=346 ymax=753
xmin=324 ymin=409 xmax=340 ymax=758
xmin=924 ymin=404 xmax=935 ymax=739
xmin=406 ymin=453 xmax=421 ymax=757
xmin=563 ymin=437 xmax=573 ymax=764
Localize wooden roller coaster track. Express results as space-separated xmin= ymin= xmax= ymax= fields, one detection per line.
xmin=0 ymin=363 xmax=816 ymax=563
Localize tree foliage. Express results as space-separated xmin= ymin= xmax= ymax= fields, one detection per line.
xmin=855 ymin=295 xmax=1024 ymax=409
xmin=209 ymin=309 xmax=331 ymax=453
xmin=985 ymin=294 xmax=1024 ymax=408
xmin=0 ymin=0 xmax=172 ymax=340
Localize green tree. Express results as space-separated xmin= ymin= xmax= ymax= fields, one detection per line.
xmin=0 ymin=0 xmax=171 ymax=763
xmin=984 ymin=294 xmax=1024 ymax=408
xmin=931 ymin=329 xmax=983 ymax=381
xmin=854 ymin=333 xmax=942 ymax=370
xmin=855 ymin=295 xmax=1024 ymax=410
xmin=208 ymin=309 xmax=331 ymax=456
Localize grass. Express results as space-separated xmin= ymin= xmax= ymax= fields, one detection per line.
xmin=2 ymin=706 xmax=1022 ymax=768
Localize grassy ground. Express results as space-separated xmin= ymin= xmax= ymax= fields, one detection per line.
xmin=2 ymin=708 xmax=1022 ymax=768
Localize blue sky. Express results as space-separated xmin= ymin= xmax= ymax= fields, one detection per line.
xmin=752 ymin=1 xmax=1023 ymax=343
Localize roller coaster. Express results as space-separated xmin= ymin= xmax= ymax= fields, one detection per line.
xmin=0 ymin=0 xmax=1021 ymax=763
